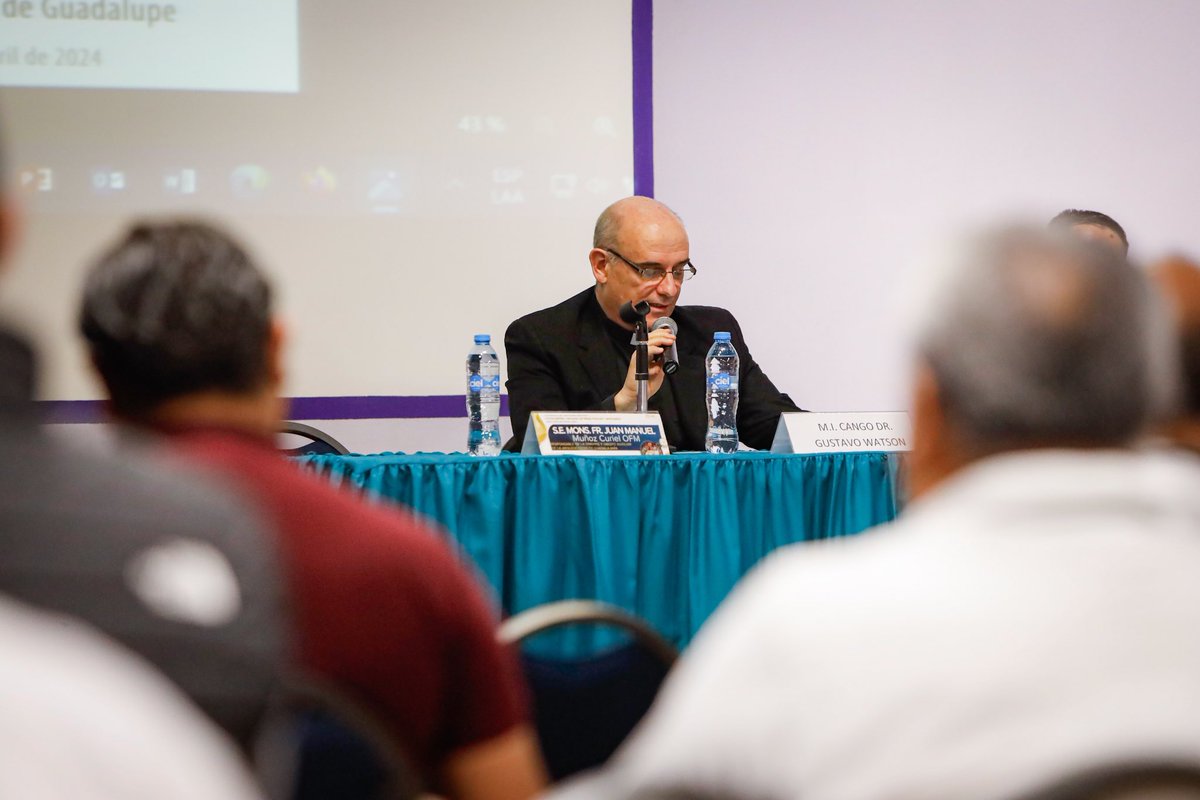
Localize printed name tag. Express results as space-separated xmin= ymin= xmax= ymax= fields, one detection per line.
xmin=771 ymin=411 xmax=912 ymax=454
xmin=521 ymin=411 xmax=669 ymax=456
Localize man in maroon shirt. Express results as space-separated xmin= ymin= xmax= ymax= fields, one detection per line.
xmin=78 ymin=220 xmax=546 ymax=800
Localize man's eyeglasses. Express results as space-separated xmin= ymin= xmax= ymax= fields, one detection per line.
xmin=607 ymin=249 xmax=697 ymax=284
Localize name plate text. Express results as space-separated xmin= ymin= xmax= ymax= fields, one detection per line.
xmin=522 ymin=411 xmax=669 ymax=456
xmin=771 ymin=411 xmax=912 ymax=454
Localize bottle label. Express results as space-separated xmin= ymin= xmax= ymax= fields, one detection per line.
xmin=707 ymin=372 xmax=733 ymax=389
xmin=468 ymin=374 xmax=500 ymax=393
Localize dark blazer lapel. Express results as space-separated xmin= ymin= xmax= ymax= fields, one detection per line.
xmin=577 ymin=290 xmax=624 ymax=402
xmin=670 ymin=327 xmax=710 ymax=447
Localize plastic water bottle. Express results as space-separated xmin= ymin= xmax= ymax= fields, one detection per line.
xmin=466 ymin=334 xmax=502 ymax=456
xmin=705 ymin=332 xmax=739 ymax=453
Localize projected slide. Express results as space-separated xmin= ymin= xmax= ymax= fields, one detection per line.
xmin=0 ymin=0 xmax=298 ymax=92
xmin=0 ymin=0 xmax=634 ymax=402
xmin=2 ymin=1 xmax=632 ymax=219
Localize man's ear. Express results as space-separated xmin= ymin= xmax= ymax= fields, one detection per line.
xmin=0 ymin=197 xmax=22 ymax=272
xmin=907 ymin=361 xmax=953 ymax=501
xmin=589 ymin=248 xmax=610 ymax=285
xmin=265 ymin=317 xmax=286 ymax=390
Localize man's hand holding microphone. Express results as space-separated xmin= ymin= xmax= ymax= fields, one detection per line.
xmin=614 ymin=316 xmax=678 ymax=412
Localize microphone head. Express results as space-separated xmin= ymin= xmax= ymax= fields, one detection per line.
xmin=619 ymin=300 xmax=651 ymax=325
xmin=651 ymin=316 xmax=680 ymax=374
xmin=649 ymin=316 xmax=677 ymax=334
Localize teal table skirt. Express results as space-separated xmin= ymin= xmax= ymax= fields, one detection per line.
xmin=300 ymin=451 xmax=900 ymax=651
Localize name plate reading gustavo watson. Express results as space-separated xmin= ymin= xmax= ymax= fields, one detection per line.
xmin=771 ymin=411 xmax=912 ymax=454
xmin=521 ymin=411 xmax=669 ymax=456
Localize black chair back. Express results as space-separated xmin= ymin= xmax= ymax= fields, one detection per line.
xmin=278 ymin=422 xmax=350 ymax=457
xmin=255 ymin=678 xmax=421 ymax=800
xmin=499 ymin=600 xmax=678 ymax=782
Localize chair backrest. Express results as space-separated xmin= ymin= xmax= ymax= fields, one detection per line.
xmin=255 ymin=678 xmax=421 ymax=800
xmin=278 ymin=422 xmax=350 ymax=457
xmin=1010 ymin=760 xmax=1200 ymax=800
xmin=499 ymin=600 xmax=678 ymax=782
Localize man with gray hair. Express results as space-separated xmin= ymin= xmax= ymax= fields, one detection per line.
xmin=553 ymin=226 xmax=1200 ymax=800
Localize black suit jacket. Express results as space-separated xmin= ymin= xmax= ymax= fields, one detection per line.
xmin=504 ymin=287 xmax=800 ymax=451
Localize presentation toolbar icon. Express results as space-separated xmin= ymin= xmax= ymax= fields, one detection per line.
xmin=457 ymin=115 xmax=508 ymax=134
xmin=163 ymin=169 xmax=198 ymax=195
xmin=457 ymin=115 xmax=484 ymax=134
xmin=550 ymin=174 xmax=577 ymax=199
xmin=491 ymin=188 xmax=525 ymax=205
xmin=492 ymin=167 xmax=523 ymax=184
xmin=91 ymin=169 xmax=127 ymax=194
xmin=17 ymin=167 xmax=53 ymax=193
xmin=367 ymin=170 xmax=402 ymax=213
xmin=301 ymin=166 xmax=337 ymax=193
xmin=230 ymin=165 xmax=270 ymax=197
xmin=491 ymin=167 xmax=525 ymax=205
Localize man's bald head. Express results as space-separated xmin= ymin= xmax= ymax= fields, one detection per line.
xmin=589 ymin=197 xmax=690 ymax=327
xmin=593 ymin=196 xmax=684 ymax=250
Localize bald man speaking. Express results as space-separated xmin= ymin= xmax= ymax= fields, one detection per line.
xmin=504 ymin=197 xmax=799 ymax=452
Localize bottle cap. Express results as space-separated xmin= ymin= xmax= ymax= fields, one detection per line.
xmin=713 ymin=331 xmax=731 ymax=342
xmin=474 ymin=334 xmax=491 ymax=344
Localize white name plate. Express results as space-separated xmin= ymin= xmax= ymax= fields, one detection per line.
xmin=521 ymin=411 xmax=669 ymax=456
xmin=771 ymin=411 xmax=912 ymax=454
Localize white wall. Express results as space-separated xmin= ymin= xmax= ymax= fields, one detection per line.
xmin=22 ymin=1 xmax=1200 ymax=453
xmin=654 ymin=0 xmax=1200 ymax=412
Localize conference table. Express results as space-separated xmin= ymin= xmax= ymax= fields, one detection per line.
xmin=300 ymin=450 xmax=901 ymax=653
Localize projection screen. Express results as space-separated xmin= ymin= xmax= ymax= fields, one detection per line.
xmin=0 ymin=0 xmax=635 ymax=411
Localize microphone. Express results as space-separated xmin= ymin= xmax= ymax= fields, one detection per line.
xmin=650 ymin=316 xmax=679 ymax=375
xmin=619 ymin=300 xmax=650 ymax=326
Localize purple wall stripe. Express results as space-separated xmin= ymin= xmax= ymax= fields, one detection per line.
xmin=288 ymin=395 xmax=510 ymax=420
xmin=40 ymin=395 xmax=510 ymax=424
xmin=39 ymin=400 xmax=106 ymax=425
xmin=632 ymin=0 xmax=654 ymax=198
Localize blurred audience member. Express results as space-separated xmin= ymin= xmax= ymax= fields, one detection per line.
xmin=0 ymin=140 xmax=286 ymax=750
xmin=0 ymin=595 xmax=265 ymax=800
xmin=1150 ymin=255 xmax=1200 ymax=455
xmin=1049 ymin=208 xmax=1129 ymax=254
xmin=552 ymin=226 xmax=1200 ymax=800
xmin=79 ymin=220 xmax=546 ymax=800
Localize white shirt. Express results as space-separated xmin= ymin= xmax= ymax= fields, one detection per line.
xmin=0 ymin=596 xmax=264 ymax=800
xmin=561 ymin=449 xmax=1200 ymax=800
